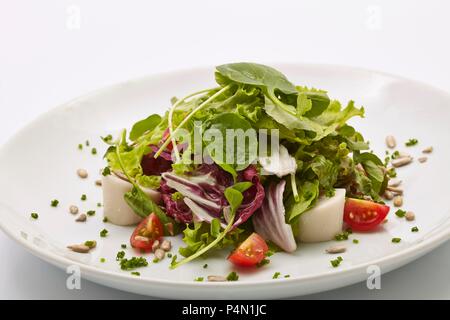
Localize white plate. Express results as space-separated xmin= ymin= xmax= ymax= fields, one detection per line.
xmin=1 ymin=64 xmax=449 ymax=299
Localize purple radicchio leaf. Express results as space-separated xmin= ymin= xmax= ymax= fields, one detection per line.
xmin=252 ymin=180 xmax=297 ymax=252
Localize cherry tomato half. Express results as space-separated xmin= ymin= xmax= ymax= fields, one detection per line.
xmin=228 ymin=233 xmax=269 ymax=267
xmin=344 ymin=198 xmax=390 ymax=231
xmin=130 ymin=213 xmax=163 ymax=251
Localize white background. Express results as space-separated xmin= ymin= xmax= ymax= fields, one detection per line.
xmin=0 ymin=0 xmax=449 ymax=299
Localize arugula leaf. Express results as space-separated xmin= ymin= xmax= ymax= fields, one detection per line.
xmin=129 ymin=114 xmax=162 ymax=141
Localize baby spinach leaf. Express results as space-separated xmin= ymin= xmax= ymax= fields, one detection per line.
xmin=205 ymin=112 xmax=258 ymax=172
xmin=216 ymin=62 xmax=297 ymax=95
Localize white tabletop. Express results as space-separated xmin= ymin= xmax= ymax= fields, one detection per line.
xmin=0 ymin=0 xmax=449 ymax=299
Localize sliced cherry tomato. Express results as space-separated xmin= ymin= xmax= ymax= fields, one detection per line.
xmin=344 ymin=198 xmax=390 ymax=231
xmin=228 ymin=233 xmax=269 ymax=267
xmin=130 ymin=213 xmax=163 ymax=251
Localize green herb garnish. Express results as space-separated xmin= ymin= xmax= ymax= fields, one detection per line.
xmin=411 ymin=226 xmax=419 ymax=232
xmin=131 ymin=272 xmax=140 ymax=276
xmin=50 ymin=199 xmax=59 ymax=207
xmin=120 ymin=257 xmax=148 ymax=270
xmin=116 ymin=250 xmax=125 ymax=261
xmin=87 ymin=210 xmax=95 ymax=216
xmin=392 ymin=237 xmax=401 ymax=243
xmin=395 ymin=209 xmax=406 ymax=218
xmin=102 ymin=167 xmax=111 ymax=176
xmin=81 ymin=194 xmax=87 ymax=201
xmin=405 ymin=138 xmax=418 ymax=146
xmin=194 ymin=277 xmax=204 ymax=282
xmin=84 ymin=240 xmax=96 ymax=248
xmin=30 ymin=213 xmax=38 ymax=220
xmin=100 ymin=229 xmax=108 ymax=237
xmin=227 ymin=271 xmax=239 ymax=281
xmin=330 ymin=256 xmax=343 ymax=268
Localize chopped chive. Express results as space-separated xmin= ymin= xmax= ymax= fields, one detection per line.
xmin=30 ymin=212 xmax=39 ymax=220
xmin=167 ymin=253 xmax=172 ymax=258
xmin=100 ymin=258 xmax=106 ymax=263
xmin=81 ymin=194 xmax=87 ymax=201
xmin=284 ymin=275 xmax=290 ymax=278
xmin=100 ymin=229 xmax=108 ymax=237
xmin=103 ymin=217 xmax=108 ymax=223
xmin=411 ymin=226 xmax=419 ymax=232
xmin=353 ymin=239 xmax=359 ymax=244
xmin=91 ymin=148 xmax=98 ymax=155
xmin=85 ymin=140 xmax=90 ymax=147
xmin=120 ymin=257 xmax=148 ymax=270
xmin=194 ymin=277 xmax=204 ymax=282
xmin=131 ymin=271 xmax=140 ymax=276
xmin=116 ymin=250 xmax=125 ymax=261
xmin=226 ymin=271 xmax=239 ymax=281
xmin=405 ymin=138 xmax=418 ymax=147
xmin=50 ymin=199 xmax=59 ymax=207
xmin=272 ymin=272 xmax=281 ymax=279
xmin=121 ymin=244 xmax=127 ymax=249
xmin=395 ymin=209 xmax=406 ymax=218
xmin=97 ymin=203 xmax=102 ymax=207
xmin=392 ymin=237 xmax=401 ymax=243
xmin=87 ymin=210 xmax=96 ymax=216
xmin=203 ymin=264 xmax=208 ymax=269
xmin=102 ymin=167 xmax=111 ymax=176
xmin=152 ymin=258 xmax=160 ymax=263
xmin=78 ymin=144 xmax=83 ymax=150
xmin=330 ymin=256 xmax=343 ymax=267
xmin=84 ymin=240 xmax=96 ymax=248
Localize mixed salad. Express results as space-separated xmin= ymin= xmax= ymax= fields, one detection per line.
xmin=101 ymin=62 xmax=393 ymax=270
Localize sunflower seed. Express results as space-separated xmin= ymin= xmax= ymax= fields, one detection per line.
xmin=405 ymin=211 xmax=415 ymax=221
xmin=95 ymin=180 xmax=102 ymax=186
xmin=67 ymin=244 xmax=91 ymax=253
xmin=160 ymin=240 xmax=172 ymax=252
xmin=154 ymin=248 xmax=165 ymax=260
xmin=391 ymin=157 xmax=413 ymax=168
xmin=326 ymin=246 xmax=347 ymax=254
xmin=383 ymin=190 xmax=394 ymax=200
xmin=75 ymin=214 xmax=87 ymax=222
xmin=422 ymin=146 xmax=433 ymax=154
xmin=393 ymin=196 xmax=403 ymax=207
xmin=388 ymin=179 xmax=402 ymax=187
xmin=151 ymin=240 xmax=160 ymax=252
xmin=386 ymin=186 xmax=403 ymax=195
xmin=418 ymin=157 xmax=428 ymax=163
xmin=386 ymin=135 xmax=396 ymax=149
xmin=69 ymin=205 xmax=79 ymax=215
xmin=207 ymin=275 xmax=227 ymax=282
xmin=77 ymin=169 xmax=88 ymax=179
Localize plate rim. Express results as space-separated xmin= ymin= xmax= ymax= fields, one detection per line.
xmin=1 ymin=63 xmax=450 ymax=294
